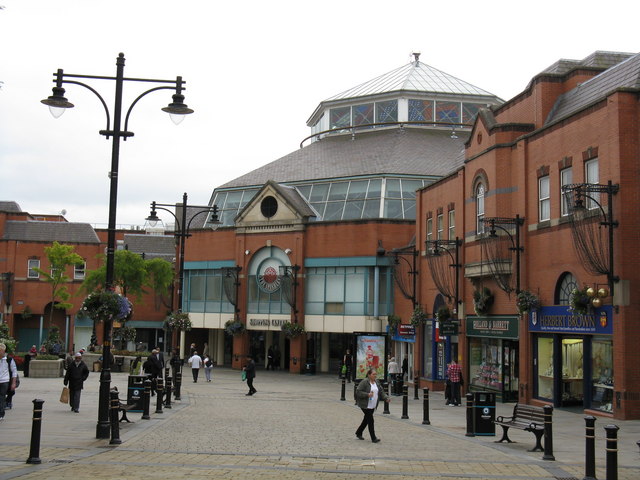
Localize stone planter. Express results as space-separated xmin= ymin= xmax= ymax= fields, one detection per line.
xmin=29 ymin=359 xmax=64 ymax=378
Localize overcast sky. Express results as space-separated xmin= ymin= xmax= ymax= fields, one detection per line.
xmin=1 ymin=1 xmax=638 ymax=227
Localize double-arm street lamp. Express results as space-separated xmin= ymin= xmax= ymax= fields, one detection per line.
xmin=41 ymin=53 xmax=194 ymax=439
xmin=146 ymin=193 xmax=219 ymax=356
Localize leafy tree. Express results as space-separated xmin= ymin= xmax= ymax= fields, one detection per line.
xmin=145 ymin=257 xmax=175 ymax=309
xmin=33 ymin=241 xmax=84 ymax=327
xmin=0 ymin=321 xmax=17 ymax=354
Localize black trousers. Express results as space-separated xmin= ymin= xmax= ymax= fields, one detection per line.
xmin=356 ymin=408 xmax=376 ymax=439
xmin=69 ymin=388 xmax=82 ymax=411
xmin=192 ymin=368 xmax=199 ymax=382
xmin=451 ymin=381 xmax=461 ymax=405
xmin=247 ymin=377 xmax=256 ymax=393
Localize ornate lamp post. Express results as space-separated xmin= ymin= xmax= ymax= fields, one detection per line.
xmin=41 ymin=53 xmax=194 ymax=439
xmin=146 ymin=193 xmax=219 ymax=357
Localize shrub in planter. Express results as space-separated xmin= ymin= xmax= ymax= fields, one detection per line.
xmin=436 ymin=305 xmax=452 ymax=322
xmin=387 ymin=315 xmax=401 ymax=334
xmin=473 ymin=287 xmax=494 ymax=315
xmin=224 ymin=319 xmax=246 ymax=336
xmin=516 ymin=290 xmax=540 ymax=315
xmin=410 ymin=306 xmax=428 ymax=327
xmin=281 ymin=321 xmax=305 ymax=338
xmin=569 ymin=286 xmax=591 ymax=315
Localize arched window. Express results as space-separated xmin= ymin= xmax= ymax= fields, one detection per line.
xmin=555 ymin=272 xmax=578 ymax=305
xmin=476 ymin=183 xmax=485 ymax=234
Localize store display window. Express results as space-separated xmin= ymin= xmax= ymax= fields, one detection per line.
xmin=536 ymin=337 xmax=554 ymax=400
xmin=591 ymin=337 xmax=613 ymax=413
xmin=469 ymin=337 xmax=502 ymax=391
xmin=560 ymin=338 xmax=584 ymax=406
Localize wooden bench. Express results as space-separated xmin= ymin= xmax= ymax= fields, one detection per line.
xmin=118 ymin=402 xmax=137 ymax=423
xmin=494 ymin=404 xmax=546 ymax=452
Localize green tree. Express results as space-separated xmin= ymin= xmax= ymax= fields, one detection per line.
xmin=145 ymin=257 xmax=175 ymax=309
xmin=33 ymin=241 xmax=84 ymax=327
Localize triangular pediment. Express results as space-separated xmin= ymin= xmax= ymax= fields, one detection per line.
xmin=235 ymin=180 xmax=317 ymax=233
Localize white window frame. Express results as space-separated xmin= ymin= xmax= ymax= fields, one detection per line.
xmin=585 ymin=158 xmax=599 ymax=210
xmin=28 ymin=259 xmax=40 ymax=279
xmin=74 ymin=261 xmax=86 ymax=281
xmin=538 ymin=175 xmax=550 ymax=222
xmin=560 ymin=168 xmax=572 ymax=216
xmin=476 ymin=184 xmax=485 ymax=234
xmin=448 ymin=210 xmax=455 ymax=240
xmin=426 ymin=217 xmax=433 ymax=244
xmin=436 ymin=214 xmax=444 ymax=240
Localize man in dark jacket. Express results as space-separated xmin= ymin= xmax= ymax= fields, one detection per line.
xmin=243 ymin=355 xmax=257 ymax=396
xmin=63 ymin=352 xmax=89 ymax=413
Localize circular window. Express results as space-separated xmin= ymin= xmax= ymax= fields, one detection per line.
xmin=260 ymin=196 xmax=278 ymax=218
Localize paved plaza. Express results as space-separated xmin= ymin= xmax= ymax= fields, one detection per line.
xmin=0 ymin=367 xmax=639 ymax=479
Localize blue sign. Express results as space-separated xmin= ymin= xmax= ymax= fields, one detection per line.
xmin=529 ymin=305 xmax=613 ymax=335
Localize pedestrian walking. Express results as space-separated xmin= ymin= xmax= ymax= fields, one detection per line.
xmin=0 ymin=343 xmax=18 ymax=420
xmin=143 ymin=349 xmax=163 ymax=395
xmin=355 ymin=368 xmax=390 ymax=443
xmin=188 ymin=351 xmax=203 ymax=382
xmin=63 ymin=352 xmax=89 ymax=413
xmin=401 ymin=354 xmax=408 ymax=381
xmin=24 ymin=345 xmax=37 ymax=377
xmin=446 ymin=358 xmax=463 ymax=406
xmin=169 ymin=348 xmax=182 ymax=378
xmin=343 ymin=349 xmax=353 ymax=383
xmin=203 ymin=355 xmax=213 ymax=382
xmin=243 ymin=355 xmax=257 ymax=395
xmin=266 ymin=345 xmax=274 ymax=371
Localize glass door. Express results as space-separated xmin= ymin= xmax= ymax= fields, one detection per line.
xmin=560 ymin=337 xmax=584 ymax=407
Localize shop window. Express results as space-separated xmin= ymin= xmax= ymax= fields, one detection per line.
xmin=469 ymin=337 xmax=503 ymax=391
xmin=591 ymin=337 xmax=613 ymax=413
xmin=536 ymin=337 xmax=554 ymax=400
xmin=561 ymin=338 xmax=584 ymax=406
xmin=538 ymin=175 xmax=550 ymax=222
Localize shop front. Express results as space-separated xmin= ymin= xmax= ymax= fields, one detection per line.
xmin=388 ymin=324 xmax=415 ymax=383
xmin=422 ymin=318 xmax=458 ymax=389
xmin=530 ymin=305 xmax=613 ymax=413
xmin=466 ymin=315 xmax=519 ymax=402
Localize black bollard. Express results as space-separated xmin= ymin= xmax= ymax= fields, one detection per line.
xmin=584 ymin=416 xmax=596 ymax=480
xmin=142 ymin=378 xmax=151 ymax=420
xmin=340 ymin=377 xmax=346 ymax=401
xmin=401 ymin=384 xmax=409 ymax=419
xmin=165 ymin=365 xmax=170 ymax=383
xmin=26 ymin=399 xmax=45 ymax=464
xmin=542 ymin=405 xmax=555 ymax=461
xmin=422 ymin=388 xmax=430 ymax=425
xmin=174 ymin=370 xmax=182 ymax=401
xmin=604 ymin=424 xmax=619 ymax=480
xmin=414 ymin=374 xmax=420 ymax=400
xmin=382 ymin=381 xmax=390 ymax=414
xmin=155 ymin=377 xmax=164 ymax=414
xmin=109 ymin=389 xmax=122 ymax=445
xmin=354 ymin=378 xmax=361 ymax=405
xmin=465 ymin=393 xmax=474 ymax=437
xmin=164 ymin=375 xmax=172 ymax=409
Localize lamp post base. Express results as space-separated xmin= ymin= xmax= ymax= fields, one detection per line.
xmin=96 ymin=368 xmax=112 ymax=439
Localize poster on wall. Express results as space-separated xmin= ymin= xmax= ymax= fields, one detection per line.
xmin=354 ymin=333 xmax=386 ymax=379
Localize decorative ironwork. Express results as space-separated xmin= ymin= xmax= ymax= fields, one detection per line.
xmin=561 ymin=181 xmax=619 ymax=295
xmin=480 ymin=216 xmax=524 ymax=295
xmin=389 ymin=246 xmax=418 ymax=308
xmin=279 ymin=265 xmax=300 ymax=323
xmin=217 ymin=266 xmax=241 ymax=320
xmin=425 ymin=239 xmax=462 ymax=310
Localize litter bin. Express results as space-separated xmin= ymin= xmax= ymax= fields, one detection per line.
xmin=305 ymin=362 xmax=316 ymax=375
xmin=391 ymin=375 xmax=403 ymax=395
xmin=127 ymin=375 xmax=147 ymax=412
xmin=473 ymin=391 xmax=496 ymax=436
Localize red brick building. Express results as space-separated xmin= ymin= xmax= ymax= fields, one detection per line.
xmin=416 ymin=51 xmax=640 ymax=419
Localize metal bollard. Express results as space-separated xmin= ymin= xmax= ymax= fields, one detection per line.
xmin=155 ymin=377 xmax=164 ymax=414
xmin=422 ymin=388 xmax=430 ymax=425
xmin=142 ymin=378 xmax=151 ymax=420
xmin=401 ymin=384 xmax=409 ymax=419
xmin=465 ymin=393 xmax=474 ymax=437
xmin=109 ymin=389 xmax=122 ymax=445
xmin=174 ymin=370 xmax=182 ymax=401
xmin=340 ymin=377 xmax=346 ymax=401
xmin=26 ymin=399 xmax=45 ymax=464
xmin=382 ymin=381 xmax=390 ymax=414
xmin=165 ymin=365 xmax=170 ymax=383
xmin=164 ymin=375 xmax=172 ymax=409
xmin=604 ymin=424 xmax=619 ymax=480
xmin=414 ymin=374 xmax=420 ymax=400
xmin=584 ymin=416 xmax=596 ymax=480
xmin=542 ymin=405 xmax=555 ymax=461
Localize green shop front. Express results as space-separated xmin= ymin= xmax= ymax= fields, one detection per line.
xmin=466 ymin=315 xmax=519 ymax=402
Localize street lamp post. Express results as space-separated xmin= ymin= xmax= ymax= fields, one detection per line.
xmin=41 ymin=53 xmax=194 ymax=439
xmin=146 ymin=193 xmax=219 ymax=356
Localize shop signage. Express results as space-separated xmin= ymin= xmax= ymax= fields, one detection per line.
xmin=466 ymin=316 xmax=519 ymax=339
xmin=440 ymin=320 xmax=458 ymax=336
xmin=529 ymin=305 xmax=613 ymax=334
xmin=247 ymin=318 xmax=288 ymax=328
xmin=398 ymin=324 xmax=415 ymax=336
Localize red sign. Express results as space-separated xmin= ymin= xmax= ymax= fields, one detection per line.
xmin=398 ymin=325 xmax=415 ymax=336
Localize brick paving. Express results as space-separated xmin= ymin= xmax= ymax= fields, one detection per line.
xmin=1 ymin=368 xmax=638 ymax=479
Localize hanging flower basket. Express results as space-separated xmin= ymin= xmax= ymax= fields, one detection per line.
xmin=473 ymin=287 xmax=494 ymax=315
xmin=224 ymin=319 xmax=246 ymax=336
xmin=281 ymin=321 xmax=305 ymax=338
xmin=81 ymin=290 xmax=132 ymax=322
xmin=569 ymin=286 xmax=591 ymax=315
xmin=164 ymin=312 xmax=192 ymax=332
xmin=387 ymin=315 xmax=401 ymax=334
xmin=410 ymin=306 xmax=428 ymax=327
xmin=435 ymin=305 xmax=452 ymax=322
xmin=516 ymin=290 xmax=540 ymax=315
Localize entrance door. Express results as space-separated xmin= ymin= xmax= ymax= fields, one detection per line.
xmin=560 ymin=337 xmax=584 ymax=407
